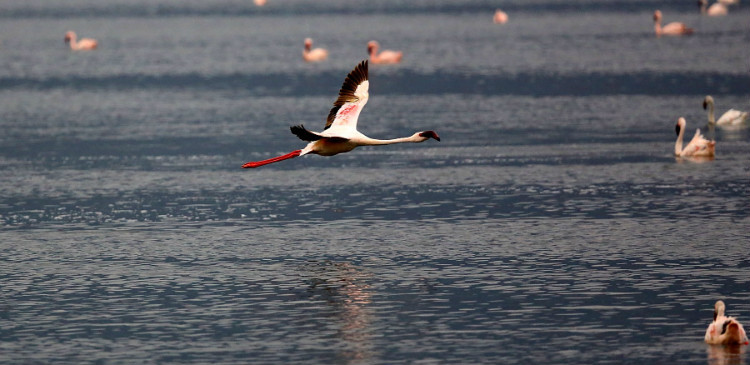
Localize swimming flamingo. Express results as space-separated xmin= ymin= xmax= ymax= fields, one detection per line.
xmin=653 ymin=10 xmax=694 ymax=37
xmin=705 ymin=300 xmax=750 ymax=345
xmin=242 ymin=60 xmax=439 ymax=168
xmin=493 ymin=9 xmax=509 ymax=24
xmin=367 ymin=41 xmax=403 ymax=64
xmin=703 ymin=95 xmax=748 ymax=127
xmin=718 ymin=0 xmax=739 ymax=5
xmin=64 ymin=31 xmax=98 ymax=51
xmin=303 ymin=38 xmax=328 ymax=63
xmin=699 ymin=0 xmax=728 ymax=16
xmin=254 ymin=0 xmax=266 ymax=6
xmin=674 ymin=117 xmax=715 ymax=157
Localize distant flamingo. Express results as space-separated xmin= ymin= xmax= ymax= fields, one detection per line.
xmin=703 ymin=95 xmax=748 ymax=127
xmin=367 ymin=41 xmax=403 ymax=64
xmin=303 ymin=38 xmax=328 ymax=63
xmin=699 ymin=0 xmax=728 ymax=16
xmin=254 ymin=0 xmax=266 ymax=6
xmin=718 ymin=0 xmax=739 ymax=5
xmin=653 ymin=10 xmax=694 ymax=37
xmin=674 ymin=117 xmax=715 ymax=157
xmin=705 ymin=300 xmax=750 ymax=345
xmin=242 ymin=60 xmax=439 ymax=168
xmin=493 ymin=9 xmax=509 ymax=24
xmin=64 ymin=31 xmax=98 ymax=51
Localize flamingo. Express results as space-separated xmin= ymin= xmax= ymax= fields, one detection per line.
xmin=705 ymin=300 xmax=750 ymax=345
xmin=718 ymin=0 xmax=739 ymax=5
xmin=242 ymin=60 xmax=439 ymax=168
xmin=674 ymin=117 xmax=715 ymax=157
xmin=699 ymin=0 xmax=729 ymax=16
xmin=703 ymin=95 xmax=748 ymax=127
xmin=254 ymin=0 xmax=266 ymax=6
xmin=64 ymin=31 xmax=98 ymax=51
xmin=653 ymin=10 xmax=694 ymax=37
xmin=367 ymin=41 xmax=403 ymax=64
xmin=303 ymin=38 xmax=328 ymax=63
xmin=493 ymin=9 xmax=509 ymax=24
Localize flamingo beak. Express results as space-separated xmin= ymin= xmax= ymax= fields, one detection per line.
xmin=703 ymin=100 xmax=708 ymax=110
xmin=675 ymin=124 xmax=680 ymax=136
xmin=420 ymin=131 xmax=441 ymax=141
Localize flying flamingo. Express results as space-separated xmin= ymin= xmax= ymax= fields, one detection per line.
xmin=303 ymin=38 xmax=328 ymax=63
xmin=705 ymin=300 xmax=750 ymax=345
xmin=64 ymin=31 xmax=98 ymax=51
xmin=653 ymin=10 xmax=694 ymax=37
xmin=674 ymin=117 xmax=715 ymax=157
xmin=703 ymin=95 xmax=748 ymax=128
xmin=367 ymin=41 xmax=403 ymax=64
xmin=242 ymin=60 xmax=439 ymax=168
xmin=493 ymin=9 xmax=509 ymax=24
xmin=699 ymin=0 xmax=728 ymax=16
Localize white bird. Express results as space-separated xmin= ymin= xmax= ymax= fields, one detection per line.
xmin=704 ymin=95 xmax=748 ymax=127
xmin=64 ymin=31 xmax=98 ymax=51
xmin=705 ymin=300 xmax=750 ymax=345
xmin=699 ymin=0 xmax=729 ymax=16
xmin=303 ymin=38 xmax=328 ymax=63
xmin=674 ymin=117 xmax=715 ymax=157
xmin=242 ymin=60 xmax=440 ymax=168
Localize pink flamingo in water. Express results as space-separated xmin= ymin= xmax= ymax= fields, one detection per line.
xmin=653 ymin=10 xmax=694 ymax=37
xmin=64 ymin=31 xmax=98 ymax=51
xmin=367 ymin=41 xmax=403 ymax=64
xmin=303 ymin=38 xmax=328 ymax=62
xmin=705 ymin=301 xmax=750 ymax=345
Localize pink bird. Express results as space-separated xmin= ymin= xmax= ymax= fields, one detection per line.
xmin=242 ymin=61 xmax=439 ymax=168
xmin=64 ymin=31 xmax=98 ymax=51
xmin=367 ymin=41 xmax=403 ymax=64
xmin=493 ymin=9 xmax=509 ymax=24
xmin=699 ymin=0 xmax=729 ymax=15
xmin=303 ymin=38 xmax=328 ymax=63
xmin=653 ymin=10 xmax=694 ymax=37
xmin=674 ymin=117 xmax=715 ymax=157
xmin=705 ymin=301 xmax=750 ymax=345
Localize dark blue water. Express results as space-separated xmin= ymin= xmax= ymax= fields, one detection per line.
xmin=1 ymin=1 xmax=750 ymax=364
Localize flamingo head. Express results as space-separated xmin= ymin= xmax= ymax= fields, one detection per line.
xmin=703 ymin=95 xmax=714 ymax=110
xmin=304 ymin=38 xmax=313 ymax=50
xmin=64 ymin=31 xmax=74 ymax=43
xmin=367 ymin=41 xmax=379 ymax=54
xmin=418 ymin=130 xmax=441 ymax=142
xmin=675 ymin=117 xmax=686 ymax=136
xmin=653 ymin=10 xmax=662 ymax=22
xmin=697 ymin=0 xmax=708 ymax=8
xmin=715 ymin=300 xmax=726 ymax=321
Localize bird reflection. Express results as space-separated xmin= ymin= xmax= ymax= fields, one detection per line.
xmin=707 ymin=344 xmax=745 ymax=365
xmin=675 ymin=155 xmax=715 ymax=163
xmin=304 ymin=260 xmax=374 ymax=364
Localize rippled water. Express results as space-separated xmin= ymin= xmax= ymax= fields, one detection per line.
xmin=1 ymin=0 xmax=750 ymax=364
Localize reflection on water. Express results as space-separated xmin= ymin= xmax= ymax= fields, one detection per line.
xmin=303 ymin=261 xmax=374 ymax=364
xmin=707 ymin=344 xmax=745 ymax=365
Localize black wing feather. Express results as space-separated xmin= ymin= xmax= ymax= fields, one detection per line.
xmin=324 ymin=60 xmax=368 ymax=130
xmin=290 ymin=125 xmax=322 ymax=142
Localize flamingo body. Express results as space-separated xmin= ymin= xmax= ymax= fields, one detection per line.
xmin=674 ymin=117 xmax=715 ymax=157
xmin=493 ymin=9 xmax=509 ymax=24
xmin=700 ymin=0 xmax=729 ymax=16
xmin=653 ymin=10 xmax=694 ymax=36
xmin=367 ymin=41 xmax=403 ymax=64
xmin=64 ymin=31 xmax=98 ymax=51
xmin=705 ymin=301 xmax=750 ymax=345
xmin=704 ymin=95 xmax=749 ymax=127
xmin=242 ymin=60 xmax=439 ymax=168
xmin=303 ymin=38 xmax=328 ymax=62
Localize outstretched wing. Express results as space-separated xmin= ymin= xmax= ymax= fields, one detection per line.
xmin=324 ymin=60 xmax=369 ymax=132
xmin=290 ymin=124 xmax=350 ymax=143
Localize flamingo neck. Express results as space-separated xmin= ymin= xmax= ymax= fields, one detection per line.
xmin=706 ymin=101 xmax=716 ymax=125
xmin=675 ymin=126 xmax=685 ymax=156
xmin=242 ymin=150 xmax=301 ymax=168
xmin=654 ymin=22 xmax=662 ymax=36
xmin=360 ymin=135 xmax=420 ymax=146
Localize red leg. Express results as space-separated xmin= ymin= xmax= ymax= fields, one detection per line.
xmin=242 ymin=150 xmax=301 ymax=168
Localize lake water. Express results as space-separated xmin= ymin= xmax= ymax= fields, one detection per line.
xmin=1 ymin=0 xmax=750 ymax=364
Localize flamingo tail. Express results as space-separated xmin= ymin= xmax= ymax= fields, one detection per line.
xmin=242 ymin=150 xmax=301 ymax=168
